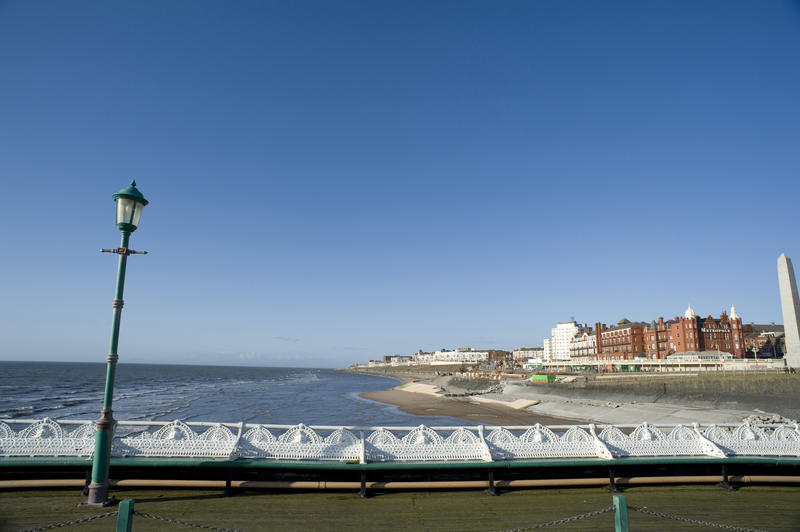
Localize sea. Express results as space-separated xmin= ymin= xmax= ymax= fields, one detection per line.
xmin=0 ymin=361 xmax=468 ymax=426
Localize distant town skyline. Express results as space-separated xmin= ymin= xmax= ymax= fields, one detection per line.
xmin=1 ymin=1 xmax=799 ymax=367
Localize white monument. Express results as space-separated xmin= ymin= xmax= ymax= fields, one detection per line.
xmin=777 ymin=253 xmax=800 ymax=369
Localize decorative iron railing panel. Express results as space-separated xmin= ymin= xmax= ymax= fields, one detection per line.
xmin=0 ymin=419 xmax=95 ymax=457
xmin=702 ymin=424 xmax=800 ymax=457
xmin=365 ymin=426 xmax=491 ymax=462
xmin=598 ymin=423 xmax=724 ymax=458
xmin=485 ymin=424 xmax=609 ymax=460
xmin=113 ymin=421 xmax=238 ymax=458
xmin=1 ymin=418 xmax=799 ymax=463
xmin=239 ymin=424 xmax=362 ymax=461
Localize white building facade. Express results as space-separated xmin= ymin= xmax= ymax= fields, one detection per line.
xmin=543 ymin=321 xmax=587 ymax=361
xmin=569 ymin=332 xmax=597 ymax=360
xmin=414 ymin=348 xmax=489 ymax=364
xmin=512 ymin=347 xmax=544 ymax=361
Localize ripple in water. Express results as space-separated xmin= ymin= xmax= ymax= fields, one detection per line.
xmin=0 ymin=361 xmax=471 ymax=426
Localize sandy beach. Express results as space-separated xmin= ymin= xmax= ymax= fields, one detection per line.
xmin=355 ymin=365 xmax=577 ymax=425
xmin=353 ymin=367 xmax=798 ymax=426
xmin=359 ymin=382 xmax=760 ymax=426
xmin=361 ymin=388 xmax=577 ymax=426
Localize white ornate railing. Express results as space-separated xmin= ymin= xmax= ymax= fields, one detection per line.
xmin=1 ymin=418 xmax=799 ymax=463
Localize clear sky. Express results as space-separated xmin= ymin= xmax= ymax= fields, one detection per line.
xmin=1 ymin=1 xmax=799 ymax=368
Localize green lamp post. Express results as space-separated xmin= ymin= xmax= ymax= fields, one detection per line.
xmin=85 ymin=181 xmax=149 ymax=506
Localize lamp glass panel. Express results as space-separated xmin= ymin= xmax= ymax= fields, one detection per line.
xmin=116 ymin=197 xmax=136 ymax=226
xmin=131 ymin=202 xmax=144 ymax=227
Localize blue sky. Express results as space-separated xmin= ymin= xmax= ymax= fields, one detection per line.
xmin=1 ymin=1 xmax=799 ymax=368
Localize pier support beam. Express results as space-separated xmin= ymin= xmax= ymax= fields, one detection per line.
xmin=82 ymin=468 xmax=91 ymax=496
xmin=359 ymin=471 xmax=367 ymax=498
xmin=719 ymin=464 xmax=737 ymax=491
xmin=487 ymin=469 xmax=497 ymax=496
xmin=606 ymin=466 xmax=620 ymax=492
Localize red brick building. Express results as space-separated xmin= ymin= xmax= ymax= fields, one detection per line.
xmin=597 ymin=319 xmax=647 ymax=361
xmin=642 ymin=305 xmax=745 ymax=358
xmin=596 ymin=306 xmax=746 ymax=360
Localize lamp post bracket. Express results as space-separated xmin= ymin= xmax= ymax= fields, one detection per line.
xmin=100 ymin=248 xmax=148 ymax=256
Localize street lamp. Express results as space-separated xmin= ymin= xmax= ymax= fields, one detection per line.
xmin=85 ymin=181 xmax=149 ymax=506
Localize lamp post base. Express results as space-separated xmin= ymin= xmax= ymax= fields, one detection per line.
xmin=85 ymin=407 xmax=116 ymax=507
xmin=81 ymin=482 xmax=117 ymax=507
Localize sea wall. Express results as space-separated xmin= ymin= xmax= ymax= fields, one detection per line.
xmin=348 ymin=364 xmax=465 ymax=382
xmin=518 ymin=373 xmax=800 ymax=421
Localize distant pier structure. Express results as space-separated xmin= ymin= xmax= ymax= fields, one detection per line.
xmin=777 ymin=253 xmax=800 ymax=369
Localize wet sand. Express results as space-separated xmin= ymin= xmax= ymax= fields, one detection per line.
xmin=360 ymin=389 xmax=577 ymax=426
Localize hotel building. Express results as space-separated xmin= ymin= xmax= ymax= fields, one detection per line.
xmin=551 ymin=305 xmax=747 ymax=362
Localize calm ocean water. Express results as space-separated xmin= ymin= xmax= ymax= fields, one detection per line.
xmin=0 ymin=362 xmax=468 ymax=426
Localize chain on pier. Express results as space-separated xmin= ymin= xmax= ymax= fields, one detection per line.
xmin=629 ymin=506 xmax=773 ymax=532
xmin=13 ymin=501 xmax=778 ymax=532
xmin=19 ymin=511 xmax=116 ymax=532
xmin=495 ymin=506 xmax=613 ymax=531
xmin=133 ymin=511 xmax=244 ymax=532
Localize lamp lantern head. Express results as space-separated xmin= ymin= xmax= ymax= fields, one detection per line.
xmin=112 ymin=181 xmax=148 ymax=232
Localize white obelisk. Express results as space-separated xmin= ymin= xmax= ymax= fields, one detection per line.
xmin=777 ymin=253 xmax=800 ymax=369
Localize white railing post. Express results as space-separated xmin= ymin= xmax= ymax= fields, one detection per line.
xmin=229 ymin=421 xmax=244 ymax=460
xmin=477 ymin=425 xmax=494 ymax=462
xmin=692 ymin=423 xmax=726 ymax=458
xmin=589 ymin=424 xmax=614 ymax=460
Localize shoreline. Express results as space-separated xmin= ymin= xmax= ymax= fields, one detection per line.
xmin=351 ymin=366 xmax=796 ymax=426
xmin=360 ymin=386 xmax=578 ymax=426
xmin=353 ymin=364 xmax=580 ymax=425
